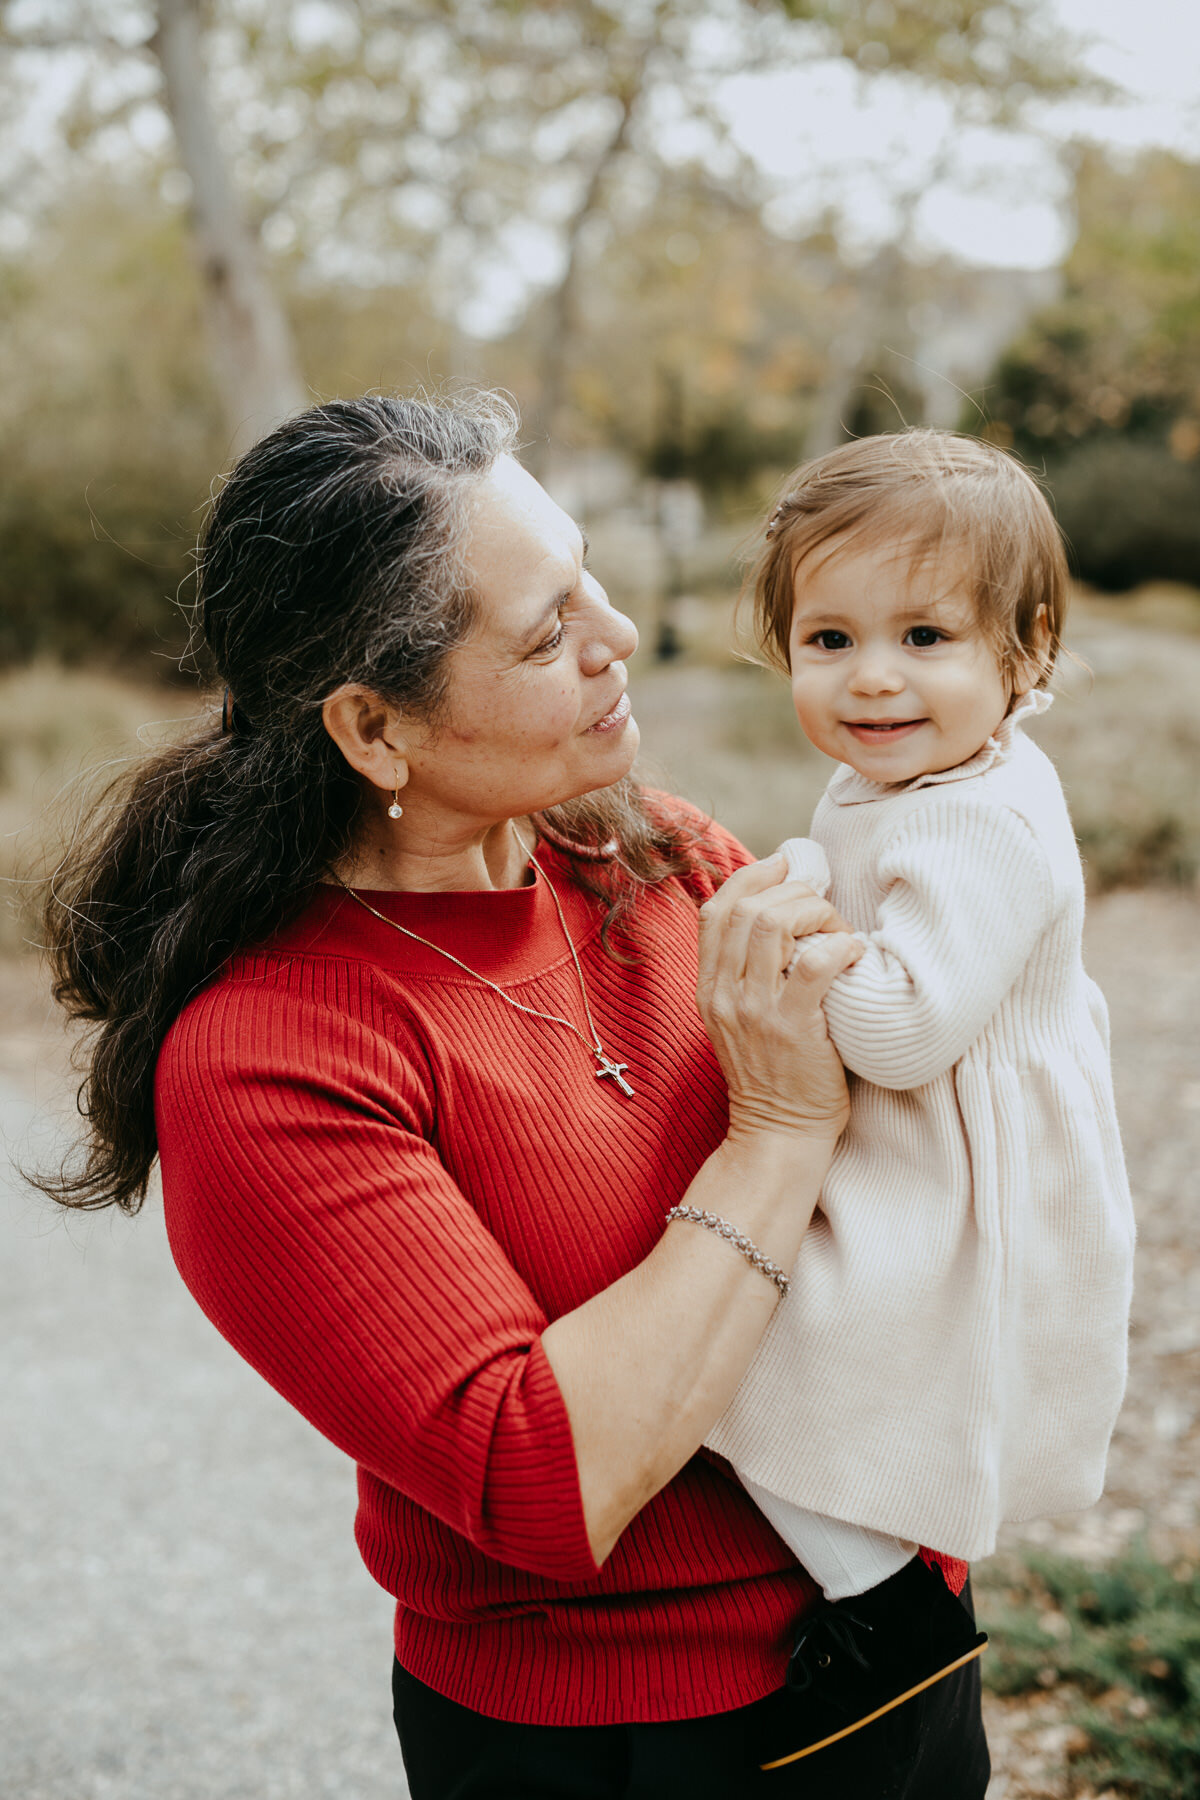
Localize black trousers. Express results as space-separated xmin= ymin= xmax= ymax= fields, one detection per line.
xmin=392 ymin=1595 xmax=990 ymax=1800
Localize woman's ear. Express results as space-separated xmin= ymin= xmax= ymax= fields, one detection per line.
xmin=322 ymin=685 xmax=410 ymax=795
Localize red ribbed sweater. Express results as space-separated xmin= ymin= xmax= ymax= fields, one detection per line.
xmin=155 ymin=809 xmax=964 ymax=1727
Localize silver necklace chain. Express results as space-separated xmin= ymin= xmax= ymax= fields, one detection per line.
xmin=331 ymin=841 xmax=634 ymax=1098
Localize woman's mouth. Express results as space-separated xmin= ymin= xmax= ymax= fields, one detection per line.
xmin=588 ymin=692 xmax=632 ymax=734
xmin=842 ymin=718 xmax=927 ymax=743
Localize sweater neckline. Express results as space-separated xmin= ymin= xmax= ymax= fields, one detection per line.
xmin=826 ymin=689 xmax=1052 ymax=807
xmin=263 ymin=843 xmax=603 ymax=985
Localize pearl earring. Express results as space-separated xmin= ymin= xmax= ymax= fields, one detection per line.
xmin=387 ymin=786 xmax=404 ymax=820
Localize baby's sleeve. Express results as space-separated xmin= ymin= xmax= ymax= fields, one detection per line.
xmin=780 ymin=837 xmax=833 ymax=897
xmin=819 ymin=799 xmax=1052 ymax=1089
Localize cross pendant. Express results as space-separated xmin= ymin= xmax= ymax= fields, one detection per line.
xmin=593 ymin=1051 xmax=634 ymax=1098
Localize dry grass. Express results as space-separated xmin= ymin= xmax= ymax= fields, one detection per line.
xmin=1 ymin=585 xmax=1196 ymax=959
xmin=0 ymin=663 xmax=203 ymax=956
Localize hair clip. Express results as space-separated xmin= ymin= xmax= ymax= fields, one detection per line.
xmin=765 ymin=497 xmax=794 ymax=541
xmin=221 ymin=687 xmax=253 ymax=736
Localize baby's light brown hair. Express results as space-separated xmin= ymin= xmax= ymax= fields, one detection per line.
xmin=751 ymin=430 xmax=1068 ymax=691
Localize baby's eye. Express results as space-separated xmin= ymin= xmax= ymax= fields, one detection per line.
xmin=808 ymin=629 xmax=852 ymax=651
xmin=904 ymin=626 xmax=945 ymax=648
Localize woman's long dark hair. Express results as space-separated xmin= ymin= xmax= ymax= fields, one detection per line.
xmin=39 ymin=392 xmax=707 ymax=1216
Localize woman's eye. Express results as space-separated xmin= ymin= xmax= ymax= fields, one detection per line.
xmin=809 ymin=629 xmax=851 ymax=651
xmin=535 ymin=623 xmax=566 ymax=655
xmin=905 ymin=626 xmax=945 ymax=648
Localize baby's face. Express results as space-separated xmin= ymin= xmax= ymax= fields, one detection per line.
xmin=788 ymin=536 xmax=1015 ymax=784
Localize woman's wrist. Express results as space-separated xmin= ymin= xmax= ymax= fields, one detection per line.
xmin=722 ymin=1113 xmax=844 ymax=1172
xmin=701 ymin=1126 xmax=835 ymax=1265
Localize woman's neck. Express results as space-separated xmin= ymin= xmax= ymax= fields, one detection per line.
xmin=330 ymin=813 xmax=534 ymax=893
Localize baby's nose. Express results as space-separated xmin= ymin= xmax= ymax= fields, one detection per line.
xmin=847 ymin=652 xmax=905 ymax=694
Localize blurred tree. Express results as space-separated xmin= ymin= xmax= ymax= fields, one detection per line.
xmin=153 ymin=0 xmax=306 ymax=451
xmin=531 ymin=177 xmax=829 ymax=496
xmin=0 ymin=0 xmax=306 ymax=452
xmin=981 ymin=147 xmax=1200 ymax=458
xmin=0 ymin=177 xmax=456 ymax=669
xmin=496 ymin=0 xmax=1089 ymax=462
xmin=0 ymin=187 xmax=221 ymax=666
xmin=770 ymin=0 xmax=1092 ymax=453
xmin=971 ymin=146 xmax=1200 ymax=588
xmin=1 ymin=0 xmax=1086 ymax=459
xmin=0 ymin=0 xmax=1099 ymax=667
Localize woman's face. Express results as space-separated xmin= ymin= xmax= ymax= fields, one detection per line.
xmin=402 ymin=456 xmax=640 ymax=825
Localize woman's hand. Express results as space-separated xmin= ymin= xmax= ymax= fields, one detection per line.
xmin=544 ymin=857 xmax=863 ymax=1565
xmin=696 ymin=854 xmax=863 ymax=1143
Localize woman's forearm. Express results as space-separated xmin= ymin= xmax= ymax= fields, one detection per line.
xmin=541 ymin=1125 xmax=836 ymax=1566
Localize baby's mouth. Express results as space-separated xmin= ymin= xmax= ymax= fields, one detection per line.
xmin=843 ymin=718 xmax=927 ymax=740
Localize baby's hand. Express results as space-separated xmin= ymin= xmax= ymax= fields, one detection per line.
xmin=777 ymin=837 xmax=832 ymax=897
xmin=768 ymin=840 xmax=862 ymax=977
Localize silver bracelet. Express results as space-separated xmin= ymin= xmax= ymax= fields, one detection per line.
xmin=665 ymin=1205 xmax=792 ymax=1297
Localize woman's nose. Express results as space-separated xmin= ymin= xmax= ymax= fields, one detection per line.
xmin=581 ymin=595 xmax=639 ymax=673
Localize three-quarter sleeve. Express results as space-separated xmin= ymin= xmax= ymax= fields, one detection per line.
xmin=155 ymin=974 xmax=600 ymax=1585
xmin=820 ymin=799 xmax=1053 ymax=1089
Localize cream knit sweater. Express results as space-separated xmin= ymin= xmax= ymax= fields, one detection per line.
xmin=706 ymin=691 xmax=1136 ymax=1562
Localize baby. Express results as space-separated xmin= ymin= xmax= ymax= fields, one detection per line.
xmin=706 ymin=430 xmax=1136 ymax=1765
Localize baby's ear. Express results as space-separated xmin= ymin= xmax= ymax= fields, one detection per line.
xmin=1013 ymin=605 xmax=1053 ymax=694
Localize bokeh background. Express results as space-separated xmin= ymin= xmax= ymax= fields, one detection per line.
xmin=1 ymin=3 xmax=1198 ymax=1797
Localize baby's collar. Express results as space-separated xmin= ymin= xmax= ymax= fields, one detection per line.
xmin=826 ymin=688 xmax=1053 ymax=807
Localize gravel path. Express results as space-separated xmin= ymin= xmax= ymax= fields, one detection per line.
xmin=2 ymin=881 xmax=1197 ymax=1799
xmin=1 ymin=1054 xmax=401 ymax=1800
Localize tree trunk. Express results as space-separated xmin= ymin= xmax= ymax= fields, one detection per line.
xmin=529 ymin=88 xmax=638 ymax=478
xmin=153 ymin=0 xmax=306 ymax=455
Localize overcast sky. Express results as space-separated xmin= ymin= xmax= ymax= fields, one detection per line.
xmin=716 ymin=0 xmax=1200 ymax=270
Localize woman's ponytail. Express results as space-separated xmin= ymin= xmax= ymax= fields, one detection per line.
xmin=40 ymin=713 xmax=359 ymax=1212
xmin=38 ymin=391 xmax=518 ymax=1213
xmin=38 ymin=388 xmax=711 ymax=1213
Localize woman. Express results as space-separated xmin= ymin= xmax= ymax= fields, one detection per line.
xmin=43 ymin=393 xmax=989 ymax=1797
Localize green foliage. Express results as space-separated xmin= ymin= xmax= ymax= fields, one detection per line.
xmin=969 ymin=148 xmax=1200 ymax=590
xmin=643 ymin=394 xmax=805 ymax=499
xmin=0 ymin=473 xmax=196 ymax=670
xmin=0 ymin=180 xmax=463 ymax=674
xmin=0 ymin=188 xmax=221 ymax=673
xmin=529 ymin=180 xmax=831 ymax=496
xmin=1048 ymin=438 xmax=1200 ymax=592
xmin=774 ymin=0 xmax=1086 ymax=103
xmin=1076 ymin=813 xmax=1197 ymax=894
xmin=978 ymin=1548 xmax=1200 ymax=1797
xmin=979 ymin=150 xmax=1200 ymax=464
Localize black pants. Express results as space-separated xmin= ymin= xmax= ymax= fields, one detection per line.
xmin=392 ymin=1598 xmax=990 ymax=1800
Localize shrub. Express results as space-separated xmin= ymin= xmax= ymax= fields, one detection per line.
xmin=0 ymin=463 xmax=199 ymax=669
xmin=977 ymin=1548 xmax=1200 ymax=1798
xmin=1046 ymin=439 xmax=1200 ymax=593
